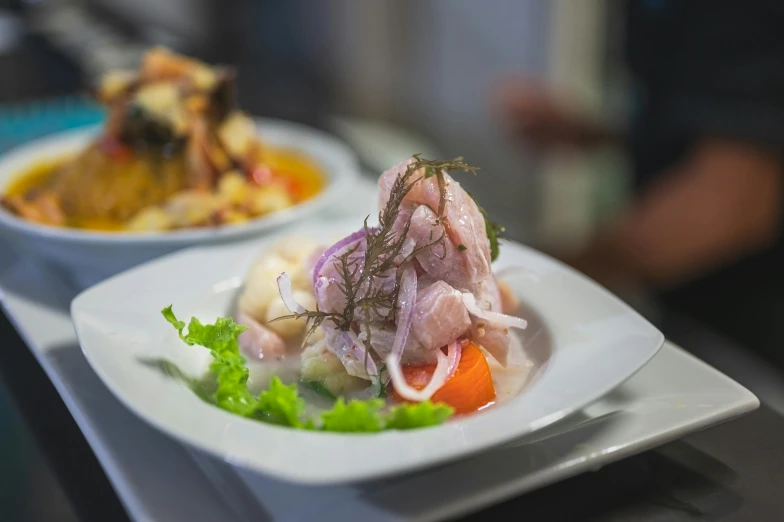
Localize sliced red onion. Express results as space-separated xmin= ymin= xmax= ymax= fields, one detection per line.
xmin=313 ymin=275 xmax=328 ymax=303
xmin=311 ymin=229 xmax=368 ymax=285
xmin=391 ymin=263 xmax=417 ymax=360
xmin=445 ymin=340 xmax=462 ymax=380
xmin=462 ymin=292 xmax=528 ymax=329
xmin=331 ymin=328 xmax=379 ymax=378
xmin=386 ymin=341 xmax=459 ymax=402
xmin=276 ymin=272 xmax=305 ymax=314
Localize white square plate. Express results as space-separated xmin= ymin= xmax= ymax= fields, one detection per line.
xmin=71 ymin=218 xmax=664 ymax=485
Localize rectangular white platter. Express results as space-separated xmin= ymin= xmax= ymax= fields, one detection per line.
xmin=0 ymin=243 xmax=758 ymax=521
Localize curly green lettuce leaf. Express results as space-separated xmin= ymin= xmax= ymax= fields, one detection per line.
xmin=258 ymin=376 xmax=307 ymax=427
xmin=321 ymin=398 xmax=385 ymax=433
xmin=385 ymin=401 xmax=454 ymax=430
xmin=162 ymin=306 xmax=258 ymax=417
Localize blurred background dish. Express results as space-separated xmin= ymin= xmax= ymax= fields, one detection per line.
xmin=2 ymin=48 xmax=332 ymax=233
xmin=0 ymin=119 xmax=357 ymax=287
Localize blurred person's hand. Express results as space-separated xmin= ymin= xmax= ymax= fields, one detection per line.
xmin=494 ymin=79 xmax=619 ymax=151
xmin=557 ymin=139 xmax=783 ymax=293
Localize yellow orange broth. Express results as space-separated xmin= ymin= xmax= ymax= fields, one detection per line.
xmin=4 ymin=147 xmax=326 ymax=232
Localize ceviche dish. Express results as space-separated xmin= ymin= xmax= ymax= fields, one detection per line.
xmin=164 ymin=155 xmax=534 ymax=432
xmin=1 ymin=48 xmax=324 ymax=232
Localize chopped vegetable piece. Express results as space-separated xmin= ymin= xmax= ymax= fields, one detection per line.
xmin=484 ymin=217 xmax=504 ymax=262
xmin=300 ymin=380 xmax=337 ymax=400
xmin=392 ymin=341 xmax=496 ymax=414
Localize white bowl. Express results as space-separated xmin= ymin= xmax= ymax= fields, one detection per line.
xmin=71 ymin=218 xmax=665 ymax=485
xmin=0 ymin=119 xmax=358 ymax=288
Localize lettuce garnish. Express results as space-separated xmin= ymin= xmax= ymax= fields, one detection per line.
xmin=258 ymin=377 xmax=309 ymax=428
xmin=321 ymin=399 xmax=385 ymax=432
xmin=385 ymin=401 xmax=454 ymax=430
xmin=162 ymin=307 xmax=258 ymax=416
xmin=162 ymin=306 xmax=453 ymax=432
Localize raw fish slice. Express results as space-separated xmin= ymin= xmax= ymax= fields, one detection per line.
xmin=366 ymin=326 xmax=434 ymax=365
xmin=379 ymin=157 xmax=491 ymax=287
xmin=410 ymin=280 xmax=471 ymax=351
xmin=406 ymin=206 xmax=477 ymax=290
xmin=366 ymin=280 xmax=471 ymax=365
